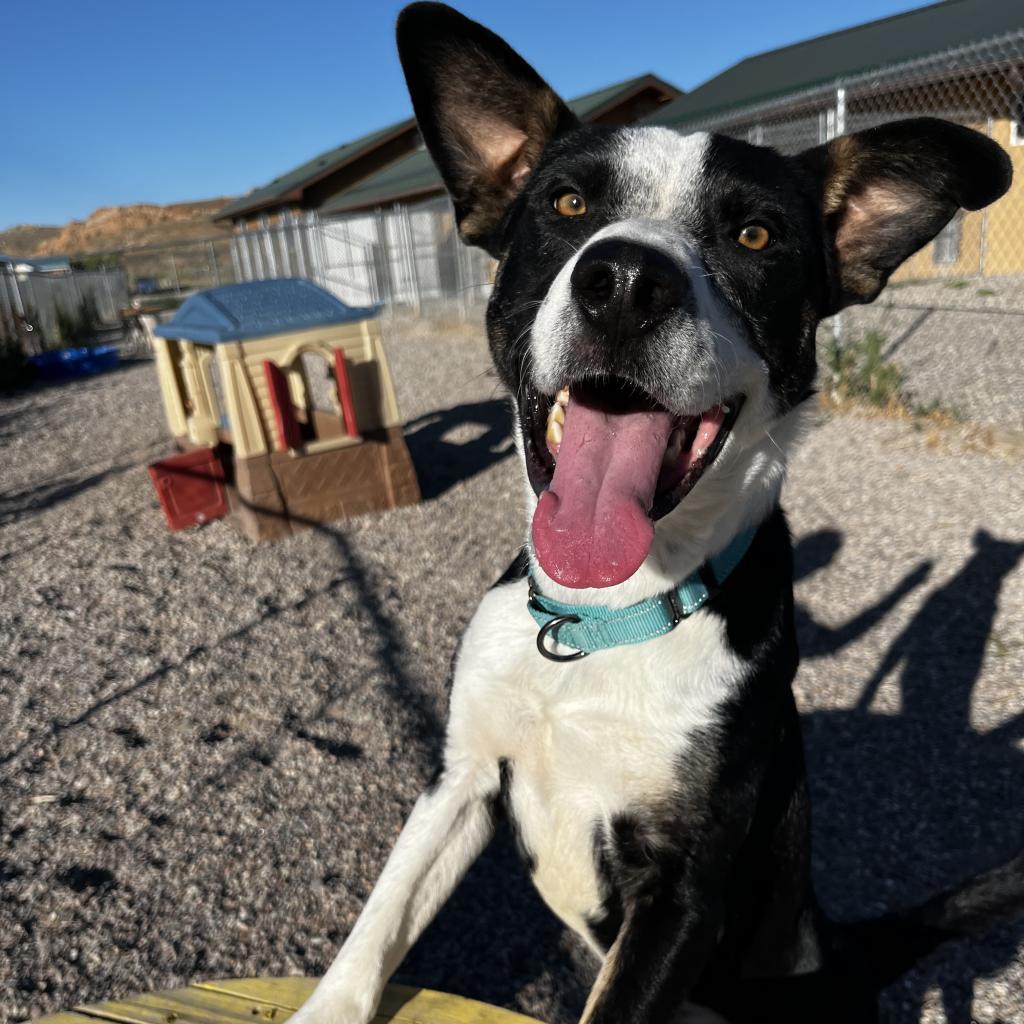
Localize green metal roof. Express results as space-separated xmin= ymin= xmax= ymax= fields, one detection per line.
xmin=566 ymin=73 xmax=678 ymax=119
xmin=646 ymin=0 xmax=1024 ymax=130
xmin=215 ymin=119 xmax=416 ymax=221
xmin=320 ymin=74 xmax=680 ymax=217
xmin=320 ymin=148 xmax=441 ymax=214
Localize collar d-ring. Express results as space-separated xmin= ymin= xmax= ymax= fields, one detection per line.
xmin=535 ymin=613 xmax=587 ymax=662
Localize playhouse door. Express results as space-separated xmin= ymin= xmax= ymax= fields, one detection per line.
xmin=148 ymin=448 xmax=229 ymax=531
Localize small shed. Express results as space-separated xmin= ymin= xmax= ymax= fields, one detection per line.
xmin=151 ymin=278 xmax=419 ymax=540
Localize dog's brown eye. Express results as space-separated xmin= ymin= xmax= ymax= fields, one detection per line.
xmin=554 ymin=192 xmax=587 ymax=217
xmin=737 ymin=224 xmax=771 ymax=250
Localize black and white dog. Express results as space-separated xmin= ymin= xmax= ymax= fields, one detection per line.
xmin=290 ymin=6 xmax=1021 ymax=1022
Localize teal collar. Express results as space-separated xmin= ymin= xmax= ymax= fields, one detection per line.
xmin=527 ymin=526 xmax=757 ymax=661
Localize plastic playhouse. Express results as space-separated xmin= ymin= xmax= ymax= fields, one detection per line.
xmin=148 ymin=278 xmax=419 ymax=540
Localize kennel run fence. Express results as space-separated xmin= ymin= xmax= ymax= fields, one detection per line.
xmin=0 ymin=263 xmax=129 ymax=355
xmin=8 ymin=197 xmax=495 ymax=333
xmin=229 ymin=196 xmax=494 ymax=319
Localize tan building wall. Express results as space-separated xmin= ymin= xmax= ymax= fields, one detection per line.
xmin=892 ymin=117 xmax=1023 ymax=282
xmin=978 ymin=117 xmax=1024 ymax=277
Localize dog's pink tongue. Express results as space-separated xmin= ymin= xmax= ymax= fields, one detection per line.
xmin=532 ymin=398 xmax=675 ymax=588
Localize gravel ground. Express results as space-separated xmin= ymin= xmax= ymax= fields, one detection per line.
xmin=1 ymin=320 xmax=1022 ymax=1024
xmin=839 ymin=274 xmax=1024 ymax=431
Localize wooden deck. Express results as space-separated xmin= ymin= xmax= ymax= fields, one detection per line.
xmin=37 ymin=978 xmax=543 ymax=1024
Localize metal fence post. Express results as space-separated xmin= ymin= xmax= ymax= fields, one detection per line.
xmin=208 ymin=240 xmax=221 ymax=286
xmin=831 ymin=82 xmax=847 ymax=346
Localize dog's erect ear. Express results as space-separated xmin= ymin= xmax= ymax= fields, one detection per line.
xmin=798 ymin=118 xmax=1012 ymax=310
xmin=397 ymin=2 xmax=578 ymax=254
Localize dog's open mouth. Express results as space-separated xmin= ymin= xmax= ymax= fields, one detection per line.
xmin=521 ymin=378 xmax=743 ymax=589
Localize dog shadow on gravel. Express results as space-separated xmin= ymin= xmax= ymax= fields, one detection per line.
xmin=403 ymin=398 xmax=515 ymax=501
xmin=796 ymin=528 xmax=1024 ymax=1024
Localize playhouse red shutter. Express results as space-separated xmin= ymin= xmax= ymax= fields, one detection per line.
xmin=333 ymin=350 xmax=359 ymax=437
xmin=263 ymin=360 xmax=302 ymax=451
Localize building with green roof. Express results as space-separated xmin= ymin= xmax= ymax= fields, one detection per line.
xmin=226 ymin=0 xmax=1024 ymax=304
xmin=224 ymin=73 xmax=680 ymax=311
xmin=645 ymin=0 xmax=1023 ymax=135
xmin=218 ymin=74 xmax=679 ymax=228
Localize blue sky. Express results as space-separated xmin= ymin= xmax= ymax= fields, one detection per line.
xmin=2 ymin=0 xmax=926 ymax=229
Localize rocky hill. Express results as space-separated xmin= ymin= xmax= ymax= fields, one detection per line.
xmin=0 ymin=198 xmax=233 ymax=259
xmin=0 ymin=224 xmax=62 ymax=257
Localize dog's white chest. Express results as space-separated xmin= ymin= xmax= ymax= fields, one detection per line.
xmin=448 ymin=579 xmax=744 ymax=940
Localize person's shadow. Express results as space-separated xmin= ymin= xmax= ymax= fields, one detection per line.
xmin=793 ymin=529 xmax=933 ymax=660
xmin=800 ymin=528 xmax=1024 ymax=1024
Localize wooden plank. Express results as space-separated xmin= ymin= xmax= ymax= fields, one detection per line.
xmin=194 ymin=980 xmax=542 ymax=1024
xmin=40 ymin=980 xmax=544 ymax=1024
xmin=31 ymin=1015 xmax=98 ymax=1024
xmin=192 ymin=977 xmax=313 ymax=1011
xmin=65 ymin=985 xmax=295 ymax=1024
xmin=380 ymin=986 xmax=543 ymax=1024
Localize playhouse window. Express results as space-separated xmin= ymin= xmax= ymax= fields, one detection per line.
xmin=296 ymin=351 xmax=352 ymax=444
xmin=1011 ymin=120 xmax=1024 ymax=146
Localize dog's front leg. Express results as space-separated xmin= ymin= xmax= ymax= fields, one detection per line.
xmin=289 ymin=761 xmax=498 ymax=1024
xmin=580 ymin=879 xmax=726 ymax=1024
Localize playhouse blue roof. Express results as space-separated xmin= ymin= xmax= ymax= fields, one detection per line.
xmin=153 ymin=278 xmax=379 ymax=344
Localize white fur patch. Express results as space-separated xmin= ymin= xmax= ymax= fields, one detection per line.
xmin=609 ymin=127 xmax=711 ymax=222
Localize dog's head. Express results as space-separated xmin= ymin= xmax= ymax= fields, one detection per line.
xmin=397 ymin=3 xmax=1011 ymax=599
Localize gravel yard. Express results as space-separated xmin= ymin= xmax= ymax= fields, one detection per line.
xmin=1 ymin=320 xmax=1022 ymax=1024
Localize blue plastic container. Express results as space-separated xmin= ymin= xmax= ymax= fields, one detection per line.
xmin=28 ymin=345 xmax=120 ymax=381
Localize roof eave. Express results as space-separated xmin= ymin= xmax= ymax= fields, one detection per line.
xmin=582 ymin=75 xmax=682 ymax=121
xmin=214 ymin=119 xmax=418 ymax=222
xmin=323 ymin=182 xmax=445 ymax=217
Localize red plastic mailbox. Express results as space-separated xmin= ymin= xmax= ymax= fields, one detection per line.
xmin=148 ymin=448 xmax=229 ymax=531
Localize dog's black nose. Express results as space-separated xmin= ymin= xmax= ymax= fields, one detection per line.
xmin=570 ymin=240 xmax=690 ymax=337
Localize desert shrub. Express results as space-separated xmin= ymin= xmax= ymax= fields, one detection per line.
xmin=824 ymin=328 xmax=904 ymax=409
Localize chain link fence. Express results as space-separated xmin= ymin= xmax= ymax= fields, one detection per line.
xmin=678 ymin=29 xmax=1024 ymax=427
xmin=1 ymin=264 xmax=129 ymax=356
xmin=232 ymin=199 xmax=493 ymax=318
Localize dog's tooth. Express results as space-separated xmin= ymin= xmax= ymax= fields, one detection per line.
xmin=556 ymin=386 xmax=570 ymax=406
xmin=546 ymin=418 xmax=563 ymax=448
xmin=722 ymin=403 xmax=731 ymax=415
xmin=549 ymin=403 xmax=565 ymax=425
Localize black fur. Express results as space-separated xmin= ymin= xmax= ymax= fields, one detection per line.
xmin=496 ymin=757 xmax=536 ymax=873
